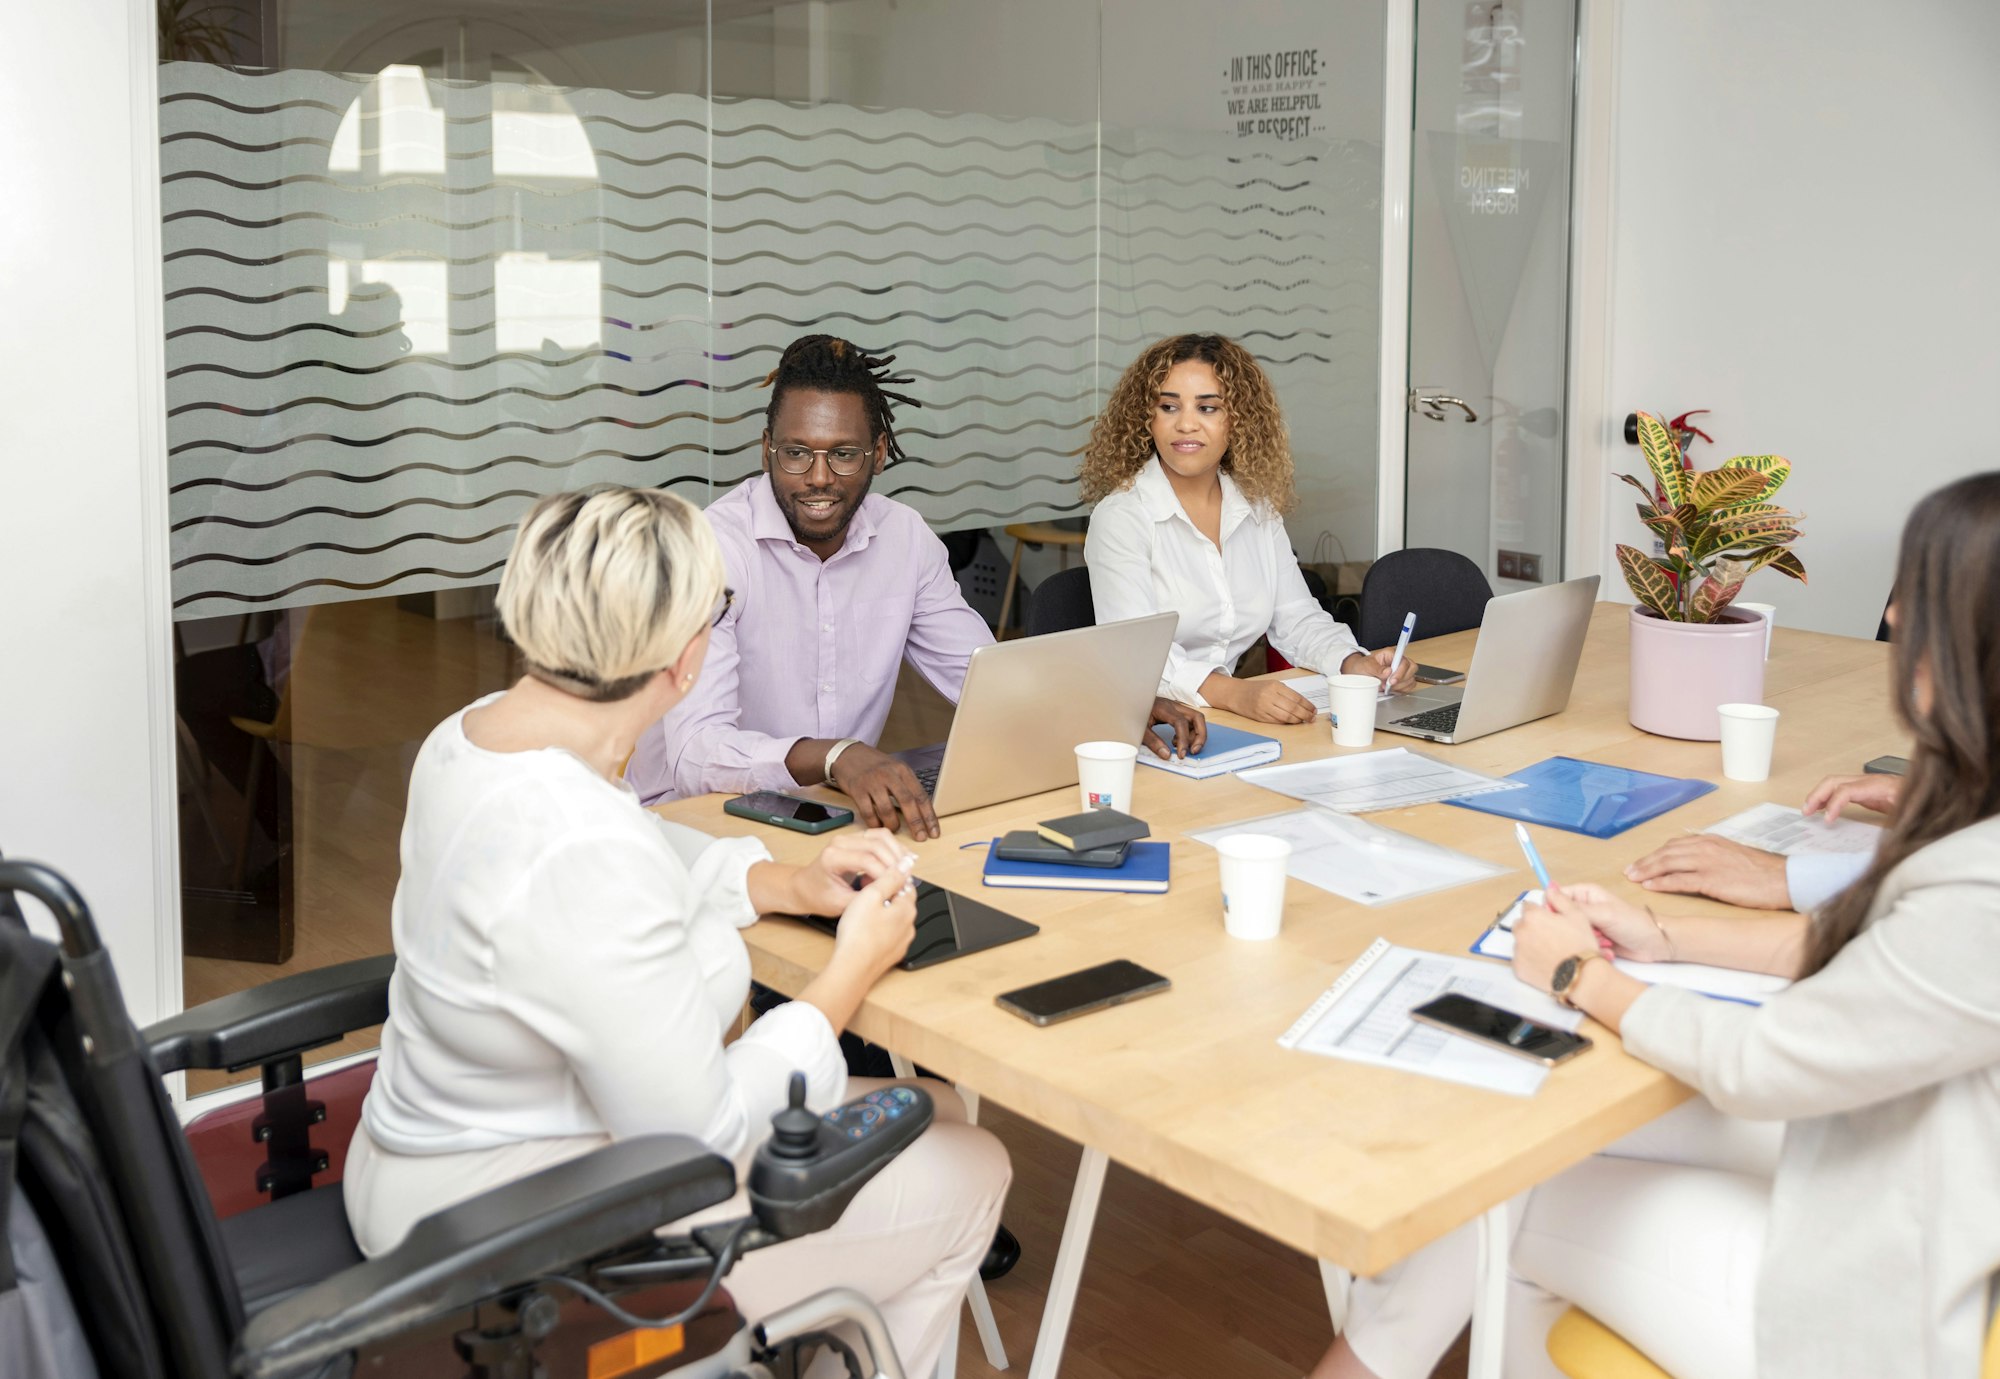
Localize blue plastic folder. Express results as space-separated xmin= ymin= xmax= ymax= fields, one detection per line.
xmin=1443 ymin=756 xmax=1715 ymax=838
xmin=981 ymin=840 xmax=1171 ymax=893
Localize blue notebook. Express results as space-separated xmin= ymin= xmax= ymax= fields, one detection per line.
xmin=1138 ymin=723 xmax=1281 ymax=779
xmin=981 ymin=840 xmax=1172 ymax=893
xmin=1443 ymin=756 xmax=1716 ymax=838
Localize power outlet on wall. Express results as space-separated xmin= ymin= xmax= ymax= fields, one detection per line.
xmin=1497 ymin=550 xmax=1543 ymax=583
xmin=1497 ymin=550 xmax=1519 ymax=580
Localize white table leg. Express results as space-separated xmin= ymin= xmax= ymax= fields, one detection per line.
xmin=890 ymin=1052 xmax=917 ymax=1080
xmin=1317 ymin=1258 xmax=1352 ymax=1336
xmin=1025 ymin=1145 xmax=1108 ymax=1379
xmin=1467 ymin=1201 xmax=1510 ymax=1379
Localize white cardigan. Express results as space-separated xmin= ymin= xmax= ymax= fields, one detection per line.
xmin=361 ymin=696 xmax=847 ymax=1170
xmin=1623 ymin=813 xmax=2000 ymax=1378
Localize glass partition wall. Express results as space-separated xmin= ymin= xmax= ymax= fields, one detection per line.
xmin=164 ymin=0 xmax=1386 ymax=1082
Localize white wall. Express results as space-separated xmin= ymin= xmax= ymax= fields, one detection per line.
xmin=0 ymin=0 xmax=178 ymax=1023
xmin=1597 ymin=0 xmax=2000 ymax=637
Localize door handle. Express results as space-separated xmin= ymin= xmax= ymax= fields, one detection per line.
xmin=1408 ymin=389 xmax=1480 ymax=423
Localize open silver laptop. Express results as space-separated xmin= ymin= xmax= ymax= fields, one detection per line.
xmin=1375 ymin=576 xmax=1600 ymax=745
xmin=892 ymin=612 xmax=1176 ymax=816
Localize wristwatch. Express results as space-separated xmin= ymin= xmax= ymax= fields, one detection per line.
xmin=822 ymin=738 xmax=864 ymax=788
xmin=1550 ymin=951 xmax=1605 ymax=1009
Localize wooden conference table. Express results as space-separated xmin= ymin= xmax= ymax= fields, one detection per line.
xmin=652 ymin=603 xmax=1901 ymax=1378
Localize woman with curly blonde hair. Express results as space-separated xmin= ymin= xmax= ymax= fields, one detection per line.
xmin=1081 ymin=334 xmax=1412 ymax=723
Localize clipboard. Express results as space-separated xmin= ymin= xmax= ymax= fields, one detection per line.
xmin=1443 ymin=756 xmax=1715 ymax=837
xmin=1470 ymin=891 xmax=1791 ymax=1006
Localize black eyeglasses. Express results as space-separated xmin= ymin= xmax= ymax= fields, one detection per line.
xmin=769 ymin=443 xmax=871 ymax=476
xmin=711 ymin=587 xmax=735 ymax=627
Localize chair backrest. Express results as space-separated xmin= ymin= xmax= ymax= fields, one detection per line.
xmin=1877 ymin=593 xmax=1893 ymax=643
xmin=1026 ymin=566 xmax=1096 ymax=638
xmin=0 ymin=861 xmax=244 ymax=1379
xmin=1357 ymin=548 xmax=1494 ymax=648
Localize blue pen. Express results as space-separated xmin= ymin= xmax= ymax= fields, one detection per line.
xmin=1383 ymin=611 xmax=1416 ymax=694
xmin=1513 ymin=822 xmax=1552 ymax=891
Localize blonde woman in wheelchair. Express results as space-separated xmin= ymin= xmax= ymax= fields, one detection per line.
xmin=345 ymin=487 xmax=1010 ymax=1378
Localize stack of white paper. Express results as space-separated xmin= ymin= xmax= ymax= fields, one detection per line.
xmin=1702 ymin=803 xmax=1882 ymax=856
xmin=1238 ymin=748 xmax=1523 ymax=814
xmin=1190 ymin=807 xmax=1505 ymax=906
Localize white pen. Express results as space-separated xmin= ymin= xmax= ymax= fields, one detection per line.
xmin=1383 ymin=612 xmax=1416 ymax=695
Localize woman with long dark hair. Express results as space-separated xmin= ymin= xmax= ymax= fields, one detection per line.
xmin=1312 ymin=472 xmax=2000 ymax=1379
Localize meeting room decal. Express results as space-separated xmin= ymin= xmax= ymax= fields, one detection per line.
xmin=160 ymin=62 xmax=1373 ymax=623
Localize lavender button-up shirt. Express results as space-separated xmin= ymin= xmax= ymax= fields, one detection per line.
xmin=627 ymin=474 xmax=993 ymax=805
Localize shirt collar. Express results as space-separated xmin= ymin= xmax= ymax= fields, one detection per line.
xmin=1132 ymin=456 xmax=1256 ymax=539
xmin=746 ymin=472 xmax=881 ymax=558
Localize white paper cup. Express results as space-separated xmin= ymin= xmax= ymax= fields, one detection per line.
xmin=1329 ymin=673 xmax=1382 ymax=747
xmin=1216 ymin=833 xmax=1292 ymax=940
xmin=1075 ymin=740 xmax=1139 ymax=812
xmin=1735 ymin=602 xmax=1776 ymax=659
xmin=1717 ymin=703 xmax=1780 ymax=782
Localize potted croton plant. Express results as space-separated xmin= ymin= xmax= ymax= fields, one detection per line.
xmin=1618 ymin=411 xmax=1807 ymax=740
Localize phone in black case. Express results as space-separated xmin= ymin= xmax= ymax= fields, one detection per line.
xmin=996 ymin=960 xmax=1170 ymax=1026
xmin=1408 ymin=994 xmax=1593 ymax=1066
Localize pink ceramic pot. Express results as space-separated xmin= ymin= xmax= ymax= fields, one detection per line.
xmin=1627 ymin=605 xmax=1768 ymax=740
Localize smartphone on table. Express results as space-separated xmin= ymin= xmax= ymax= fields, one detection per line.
xmin=996 ymin=960 xmax=1170 ymax=1026
xmin=1414 ymin=664 xmax=1466 ymax=685
xmin=723 ymin=790 xmax=855 ymax=834
xmin=1408 ymin=993 xmax=1593 ymax=1066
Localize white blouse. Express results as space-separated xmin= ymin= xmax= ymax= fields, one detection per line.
xmin=1085 ymin=457 xmax=1364 ymax=706
xmin=361 ymin=695 xmax=847 ymax=1170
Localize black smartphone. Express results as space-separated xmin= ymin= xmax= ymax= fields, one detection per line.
xmin=1408 ymin=994 xmax=1593 ymax=1066
xmin=1414 ymin=663 xmax=1466 ymax=685
xmin=994 ymin=830 xmax=1131 ymax=868
xmin=722 ymin=791 xmax=855 ymax=834
xmin=996 ymin=960 xmax=1170 ymax=1027
xmin=1863 ymin=755 xmax=1908 ymax=776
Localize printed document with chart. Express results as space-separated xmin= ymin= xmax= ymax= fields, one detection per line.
xmin=1278 ymin=938 xmax=1582 ymax=1096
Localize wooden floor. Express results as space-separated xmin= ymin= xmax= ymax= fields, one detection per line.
xmin=959 ymin=1098 xmax=1471 ymax=1379
xmin=179 ymin=596 xmax=1471 ymax=1378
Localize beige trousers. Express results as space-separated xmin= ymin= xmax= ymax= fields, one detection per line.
xmin=345 ymin=1079 xmax=1009 ymax=1379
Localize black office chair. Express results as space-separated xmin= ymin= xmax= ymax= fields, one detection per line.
xmin=1025 ymin=566 xmax=1095 ymax=637
xmin=1877 ymin=594 xmax=1893 ymax=643
xmin=1356 ymin=549 xmax=1494 ymax=649
xmin=0 ymin=858 xmax=924 ymax=1379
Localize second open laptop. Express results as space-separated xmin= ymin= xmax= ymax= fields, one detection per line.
xmin=1375 ymin=575 xmax=1601 ymax=745
xmin=892 ymin=612 xmax=1177 ymax=816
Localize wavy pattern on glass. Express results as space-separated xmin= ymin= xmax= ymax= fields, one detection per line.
xmin=163 ymin=65 xmax=1376 ymax=618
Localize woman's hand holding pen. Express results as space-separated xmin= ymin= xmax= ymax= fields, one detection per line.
xmin=1536 ymin=883 xmax=1674 ymax=963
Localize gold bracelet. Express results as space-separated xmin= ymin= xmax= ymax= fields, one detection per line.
xmin=1644 ymin=904 xmax=1676 ymax=961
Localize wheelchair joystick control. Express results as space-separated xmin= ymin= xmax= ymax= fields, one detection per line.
xmin=767 ymin=1071 xmax=822 ymax=1161
xmin=749 ymin=1073 xmax=935 ymax=1238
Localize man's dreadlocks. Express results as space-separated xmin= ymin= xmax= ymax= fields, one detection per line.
xmin=761 ymin=334 xmax=923 ymax=464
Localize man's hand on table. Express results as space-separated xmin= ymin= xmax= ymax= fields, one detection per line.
xmin=828 ymin=743 xmax=942 ymax=841
xmin=1143 ymin=697 xmax=1207 ymax=759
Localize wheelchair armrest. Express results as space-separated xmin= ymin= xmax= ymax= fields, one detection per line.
xmin=234 ymin=1133 xmax=736 ymax=1379
xmin=143 ymin=955 xmax=396 ymax=1075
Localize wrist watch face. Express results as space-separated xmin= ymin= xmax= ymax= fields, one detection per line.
xmin=1552 ymin=954 xmax=1582 ymax=997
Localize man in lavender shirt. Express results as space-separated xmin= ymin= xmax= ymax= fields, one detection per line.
xmin=627 ymin=334 xmax=1204 ymax=839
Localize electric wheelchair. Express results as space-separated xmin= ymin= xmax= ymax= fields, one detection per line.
xmin=0 ymin=857 xmax=925 ymax=1379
